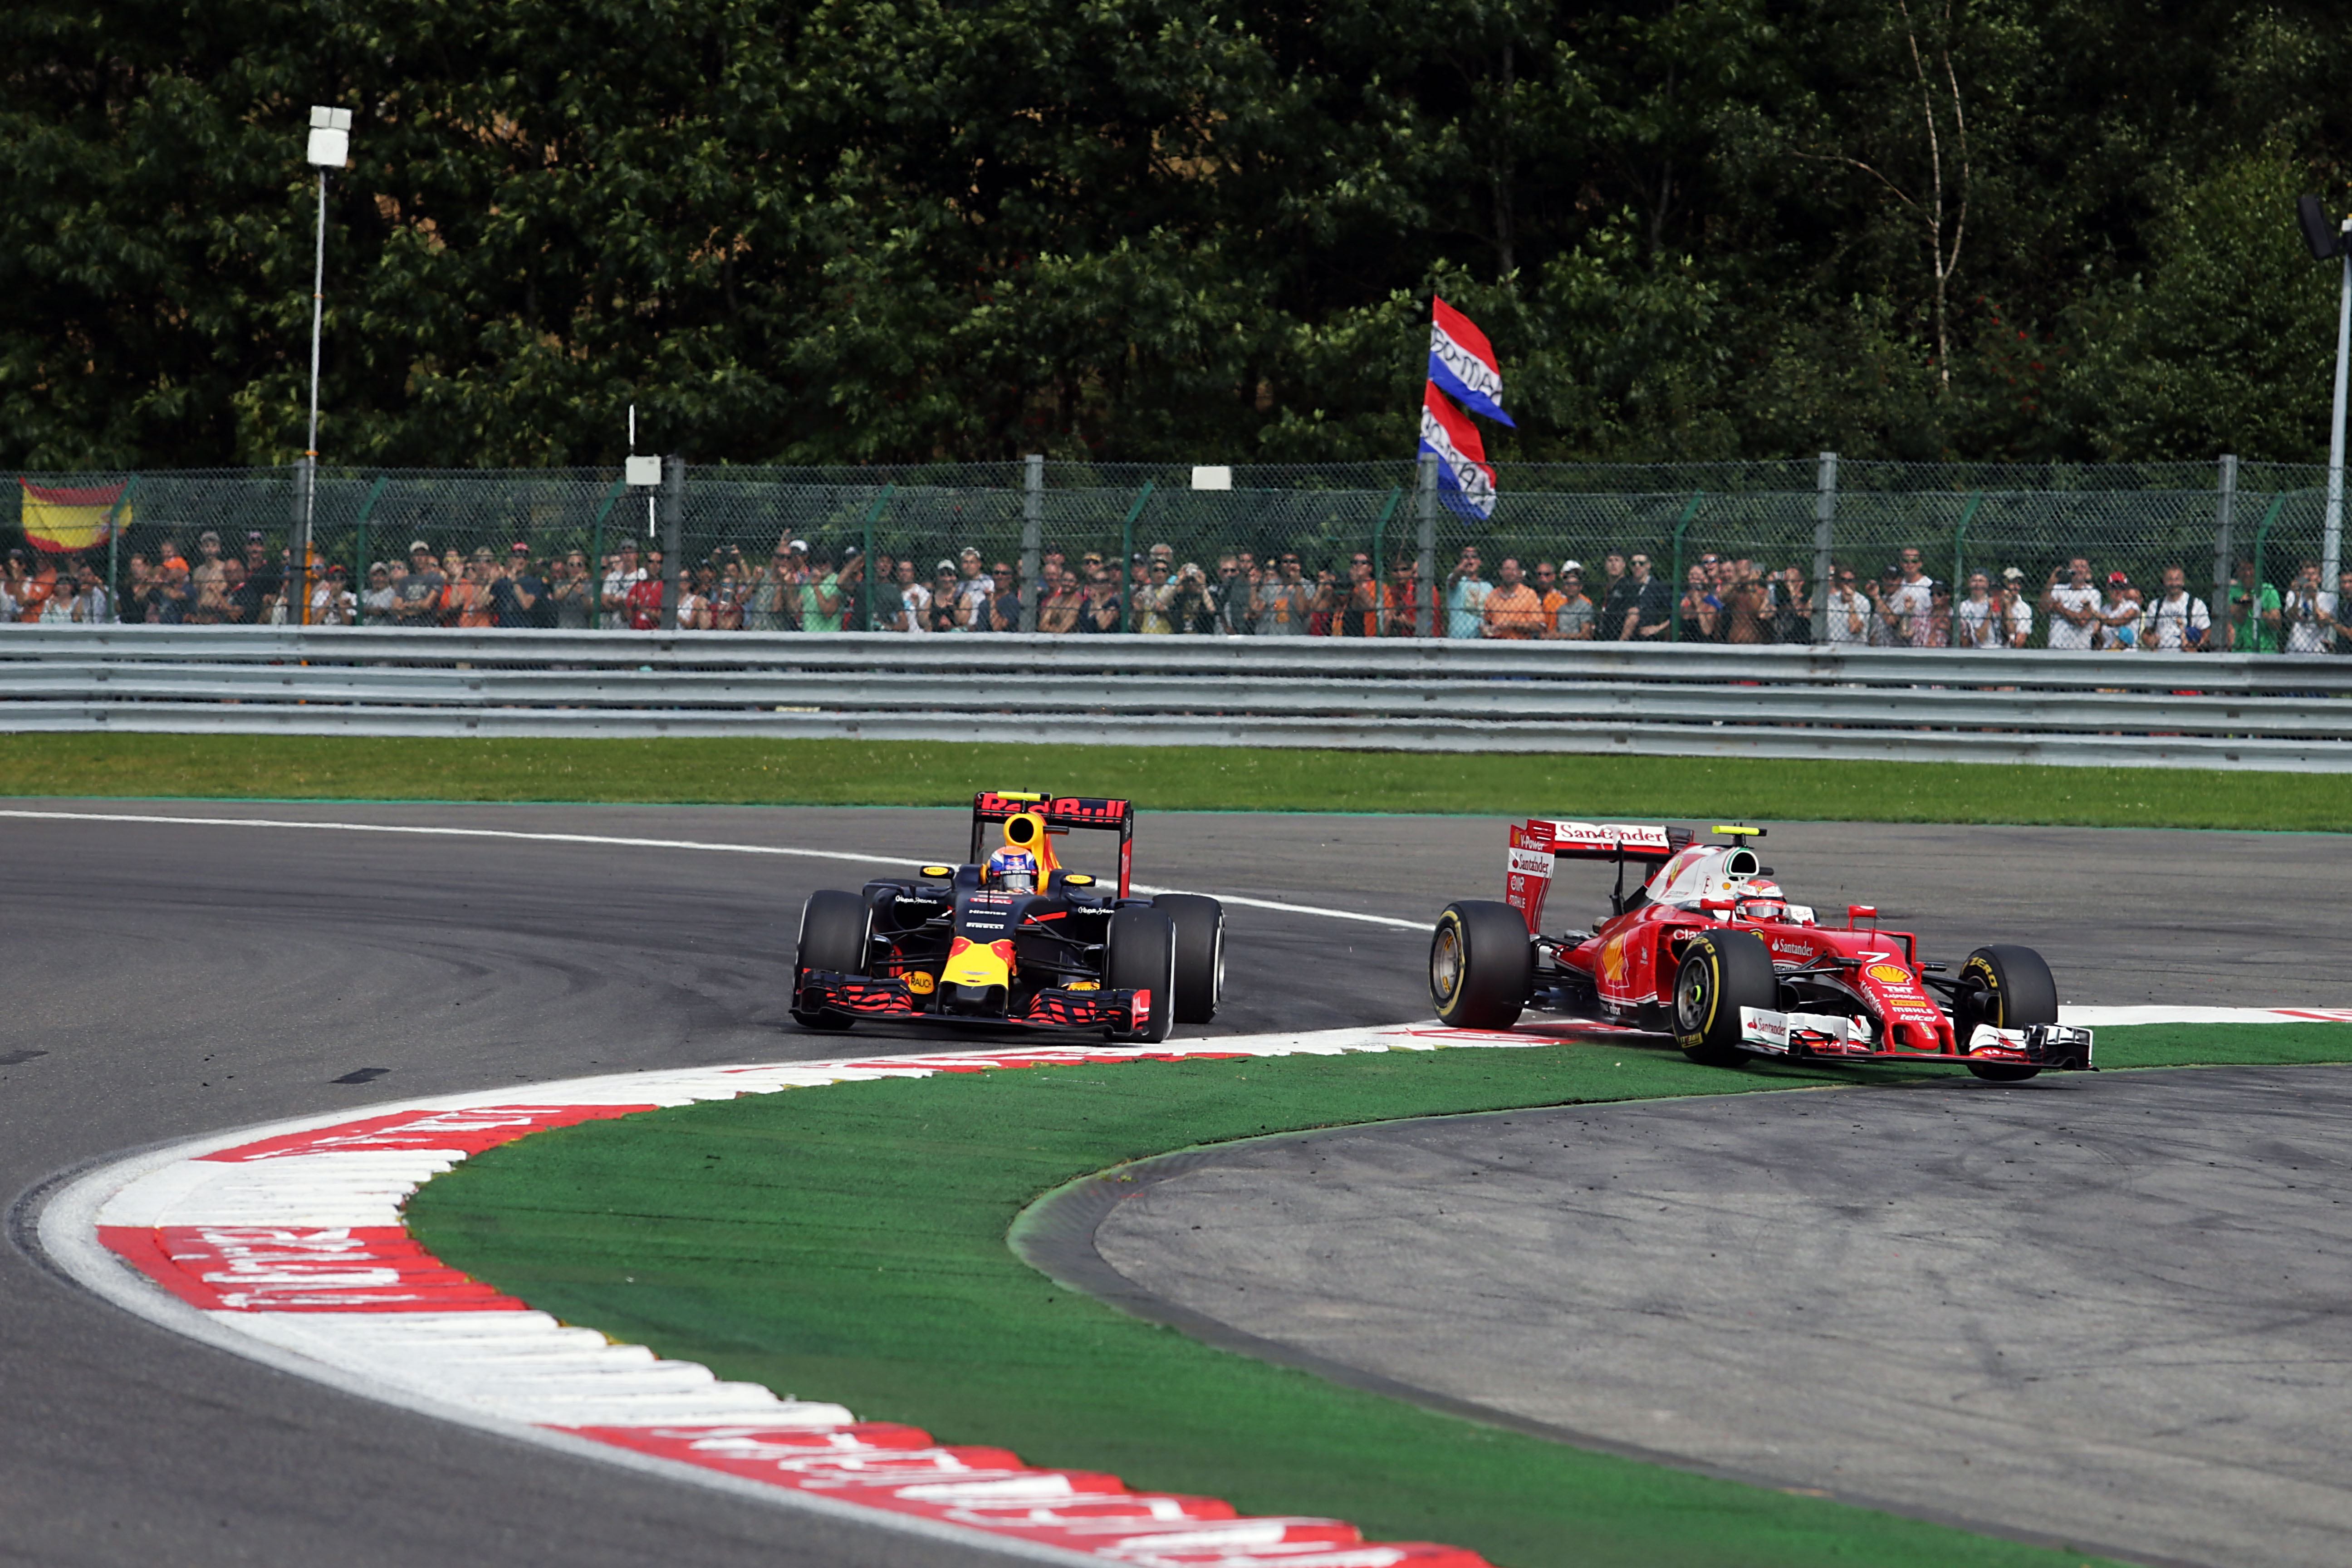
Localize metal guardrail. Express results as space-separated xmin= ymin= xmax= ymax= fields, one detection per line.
xmin=1 ymin=627 xmax=2346 ymax=769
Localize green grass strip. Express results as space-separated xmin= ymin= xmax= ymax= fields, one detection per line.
xmin=408 ymin=1025 xmax=2352 ymax=1566
xmin=7 ymin=733 xmax=2352 ymax=830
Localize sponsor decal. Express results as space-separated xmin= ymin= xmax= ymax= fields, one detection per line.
xmin=1599 ymin=931 xmax=1633 ymax=990
xmin=905 ymin=971 xmax=936 ymax=995
xmin=1866 ymin=962 xmax=1913 ymax=985
xmin=1507 ymin=847 xmax=1555 ymax=878
xmin=1739 ymin=1007 xmax=1791 ymax=1052
xmin=1128 ymin=990 xmax=1152 ymax=1032
xmin=1541 ymin=820 xmax=1673 ymax=853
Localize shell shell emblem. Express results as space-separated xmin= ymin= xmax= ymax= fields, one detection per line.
xmin=1867 ymin=962 xmax=1913 ymax=985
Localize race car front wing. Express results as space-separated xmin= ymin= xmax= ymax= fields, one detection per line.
xmin=1739 ymin=1006 xmax=2095 ymax=1071
xmin=797 ymin=971 xmax=1155 ymax=1035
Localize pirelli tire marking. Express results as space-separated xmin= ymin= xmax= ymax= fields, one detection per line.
xmin=45 ymin=1027 xmax=1569 ymax=1568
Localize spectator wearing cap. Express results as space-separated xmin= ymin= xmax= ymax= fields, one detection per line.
xmin=926 ymin=560 xmax=961 ymax=632
xmin=795 ymin=546 xmax=847 ymax=632
xmin=949 ymin=547 xmax=993 ymax=630
xmin=490 ymin=542 xmax=545 ymax=629
xmin=153 ymin=542 xmax=191 ymax=624
xmin=2096 ymin=568 xmax=2142 ymax=650
xmin=623 ymin=548 xmax=666 ymax=629
xmin=394 ymin=541 xmax=445 ymax=626
xmin=310 ymin=564 xmax=357 ymax=625
xmin=1552 ymin=563 xmax=1594 ymax=639
xmin=243 ymin=532 xmax=283 ymax=607
xmin=362 ymin=562 xmax=397 ymax=623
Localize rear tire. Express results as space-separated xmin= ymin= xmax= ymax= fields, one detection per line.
xmin=1106 ymin=906 xmax=1178 ymax=1044
xmin=1956 ymin=944 xmax=2058 ymax=1082
xmin=792 ymin=889 xmax=871 ymax=1031
xmin=1672 ymin=929 xmax=1774 ymax=1068
xmin=1429 ymin=902 xmax=1533 ymax=1030
xmin=1152 ymin=894 xmax=1225 ymax=1025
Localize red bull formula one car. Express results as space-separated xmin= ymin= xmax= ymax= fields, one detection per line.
xmin=1429 ymin=818 xmax=2094 ymax=1080
xmin=791 ymin=791 xmax=1224 ymax=1044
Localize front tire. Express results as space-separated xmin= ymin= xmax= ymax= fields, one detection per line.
xmin=1672 ymin=929 xmax=1774 ymax=1068
xmin=1106 ymin=906 xmax=1178 ymax=1044
xmin=1152 ymin=894 xmax=1225 ymax=1025
xmin=792 ymin=888 xmax=871 ymax=1031
xmin=1429 ymin=901 xmax=1533 ymax=1030
xmin=1956 ymin=944 xmax=2058 ymax=1082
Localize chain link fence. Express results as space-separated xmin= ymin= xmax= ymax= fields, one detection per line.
xmin=5 ymin=458 xmax=2346 ymax=653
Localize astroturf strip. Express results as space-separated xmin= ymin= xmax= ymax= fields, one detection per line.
xmin=402 ymin=1032 xmax=2352 ymax=1568
xmin=7 ymin=733 xmax=2352 ymax=831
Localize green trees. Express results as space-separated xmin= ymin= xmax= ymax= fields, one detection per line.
xmin=3 ymin=0 xmax=2347 ymax=469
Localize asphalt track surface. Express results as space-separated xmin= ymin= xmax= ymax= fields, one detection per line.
xmin=2 ymin=800 xmax=2344 ymax=1567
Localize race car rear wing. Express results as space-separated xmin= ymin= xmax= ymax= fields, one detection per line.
xmin=970 ymin=791 xmax=1137 ymax=897
xmin=1505 ymin=819 xmax=1698 ymax=933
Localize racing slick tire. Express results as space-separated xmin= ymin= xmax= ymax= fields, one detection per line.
xmin=1429 ymin=901 xmax=1532 ymax=1031
xmin=1955 ymin=944 xmax=2058 ymax=1082
xmin=791 ymin=888 xmax=872 ymax=1031
xmin=1151 ymin=894 xmax=1225 ymax=1025
xmin=1672 ymin=929 xmax=1774 ymax=1068
xmin=1106 ymin=906 xmax=1178 ymax=1044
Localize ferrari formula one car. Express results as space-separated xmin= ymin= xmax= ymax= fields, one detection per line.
xmin=1429 ymin=818 xmax=2094 ymax=1080
xmin=790 ymin=790 xmax=1224 ymax=1043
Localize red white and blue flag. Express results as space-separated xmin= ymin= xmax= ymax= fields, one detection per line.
xmin=1427 ymin=297 xmax=1514 ymax=427
xmin=1419 ymin=382 xmax=1497 ymax=520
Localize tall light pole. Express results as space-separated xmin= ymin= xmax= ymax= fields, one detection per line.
xmin=2298 ymin=194 xmax=2349 ymax=591
xmin=297 ymin=106 xmax=354 ymax=625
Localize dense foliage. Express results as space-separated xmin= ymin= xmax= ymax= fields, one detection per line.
xmin=4 ymin=1 xmax=2348 ymax=469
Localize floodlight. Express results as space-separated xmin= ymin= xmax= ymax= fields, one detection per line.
xmin=307 ymin=105 xmax=353 ymax=168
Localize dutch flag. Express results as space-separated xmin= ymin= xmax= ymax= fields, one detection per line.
xmin=1428 ymin=297 xmax=1514 ymax=427
xmin=1420 ymin=383 xmax=1497 ymax=520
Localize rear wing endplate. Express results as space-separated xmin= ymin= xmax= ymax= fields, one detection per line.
xmin=971 ymin=791 xmax=1137 ymax=897
xmin=1505 ymin=819 xmax=1696 ymax=933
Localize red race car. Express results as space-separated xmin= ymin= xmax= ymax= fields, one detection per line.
xmin=1429 ymin=818 xmax=2094 ymax=1080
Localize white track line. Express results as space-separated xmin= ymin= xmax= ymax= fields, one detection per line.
xmin=0 ymin=807 xmax=1426 ymax=930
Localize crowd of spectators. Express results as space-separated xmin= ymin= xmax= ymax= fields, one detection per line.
xmin=9 ymin=529 xmax=2352 ymax=653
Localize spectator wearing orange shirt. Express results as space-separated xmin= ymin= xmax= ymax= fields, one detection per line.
xmin=1381 ymin=557 xmax=1425 ymax=636
xmin=1482 ymin=557 xmax=1546 ymax=639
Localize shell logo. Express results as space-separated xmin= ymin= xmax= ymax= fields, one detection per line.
xmin=1867 ymin=962 xmax=1914 ymax=985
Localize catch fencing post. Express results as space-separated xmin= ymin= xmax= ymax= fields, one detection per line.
xmin=2212 ymin=456 xmax=2237 ymax=654
xmin=860 ymin=483 xmax=894 ymax=630
xmin=658 ymin=456 xmax=684 ymax=632
xmin=350 ymin=474 xmax=386 ymax=625
xmin=1416 ymin=456 xmax=1438 ymax=637
xmin=102 ymin=476 xmax=138 ymax=624
xmin=1810 ymin=452 xmax=1838 ymax=642
xmin=1019 ymin=455 xmax=1043 ymax=632
xmin=1668 ymin=492 xmax=1703 ymax=642
xmin=1370 ymin=486 xmax=1401 ymax=632
xmin=1116 ymin=480 xmax=1154 ymax=633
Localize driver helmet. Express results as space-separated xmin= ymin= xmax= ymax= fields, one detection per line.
xmin=1736 ymin=877 xmax=1788 ymax=921
xmin=985 ymin=847 xmax=1039 ymax=892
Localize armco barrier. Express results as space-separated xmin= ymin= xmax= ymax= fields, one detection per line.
xmin=2 ymin=626 xmax=2347 ymax=769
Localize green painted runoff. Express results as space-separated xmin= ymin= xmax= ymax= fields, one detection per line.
xmin=5 ymin=732 xmax=2352 ymax=831
xmin=407 ymin=1029 xmax=2352 ymax=1568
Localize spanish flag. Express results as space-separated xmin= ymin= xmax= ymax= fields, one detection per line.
xmin=19 ymin=480 xmax=130 ymax=554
